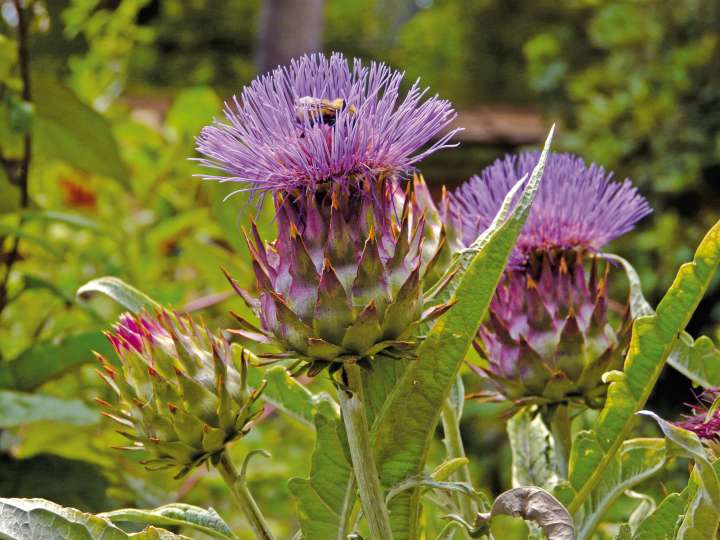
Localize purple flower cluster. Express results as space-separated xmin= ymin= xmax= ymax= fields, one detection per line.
xmin=197 ymin=53 xmax=458 ymax=198
xmin=107 ymin=313 xmax=168 ymax=354
xmin=677 ymin=388 xmax=720 ymax=441
xmin=448 ymin=152 xmax=652 ymax=266
xmin=454 ymin=152 xmax=651 ymax=405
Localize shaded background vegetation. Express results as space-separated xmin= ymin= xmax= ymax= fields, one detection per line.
xmin=1 ymin=0 xmax=719 ymax=537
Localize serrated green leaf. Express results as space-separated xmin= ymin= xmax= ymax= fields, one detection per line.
xmin=676 ymin=467 xmax=719 ymax=540
xmin=507 ymin=408 xmax=559 ymax=490
xmin=609 ymin=254 xmax=720 ymax=388
xmin=287 ymin=401 xmax=353 ymax=540
xmin=100 ymin=503 xmax=235 ymax=540
xmin=371 ymin=127 xmax=554 ymax=540
xmin=567 ymin=220 xmax=720 ymax=517
xmin=0 ymin=390 xmax=98 ymax=428
xmin=575 ymin=438 xmax=666 ymax=540
xmin=33 ymin=74 xmax=130 ymax=187
xmin=0 ymin=331 xmax=113 ymax=391
xmin=76 ymin=276 xmax=160 ymax=314
xmin=0 ymin=498 xmax=191 ymax=539
xmin=632 ymin=491 xmax=685 ymax=540
xmin=638 ymin=411 xmax=720 ymax=507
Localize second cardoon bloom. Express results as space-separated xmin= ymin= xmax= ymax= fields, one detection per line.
xmin=451 ymin=152 xmax=652 ymax=406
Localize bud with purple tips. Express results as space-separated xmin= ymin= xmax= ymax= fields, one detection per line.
xmin=450 ymin=152 xmax=652 ymax=406
xmin=96 ymin=311 xmax=266 ymax=478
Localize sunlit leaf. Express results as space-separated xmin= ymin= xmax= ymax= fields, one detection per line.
xmin=609 ymin=254 xmax=720 ymax=388
xmin=574 ymin=438 xmax=666 ymax=540
xmin=76 ymin=276 xmax=160 ymax=314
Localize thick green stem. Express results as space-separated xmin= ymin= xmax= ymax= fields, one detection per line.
xmin=338 ymin=362 xmax=394 ymax=540
xmin=441 ymin=398 xmax=478 ymax=523
xmin=217 ymin=451 xmax=274 ymax=540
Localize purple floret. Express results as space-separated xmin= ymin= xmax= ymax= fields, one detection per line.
xmin=449 ymin=152 xmax=652 ymax=266
xmin=196 ymin=52 xmax=458 ymax=198
xmin=677 ymin=388 xmax=720 ymax=440
xmin=108 ymin=313 xmax=168 ymax=354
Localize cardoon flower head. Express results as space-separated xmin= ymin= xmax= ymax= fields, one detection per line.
xmin=198 ymin=54 xmax=459 ymax=374
xmin=96 ymin=311 xmax=266 ymax=478
xmin=226 ymin=175 xmax=455 ymax=375
xmin=196 ymin=52 xmax=458 ymax=198
xmin=453 ymin=152 xmax=652 ymax=406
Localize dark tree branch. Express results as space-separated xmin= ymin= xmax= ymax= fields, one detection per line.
xmin=0 ymin=0 xmax=33 ymax=316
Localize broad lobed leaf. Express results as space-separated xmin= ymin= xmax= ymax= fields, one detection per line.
xmin=0 ymin=498 xmax=190 ymax=539
xmin=567 ymin=219 xmax=720 ymax=517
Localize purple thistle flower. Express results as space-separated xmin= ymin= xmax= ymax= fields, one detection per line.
xmin=448 ymin=152 xmax=652 ymax=267
xmin=676 ymin=388 xmax=720 ymax=441
xmin=457 ymin=152 xmax=651 ymax=406
xmin=196 ymin=52 xmax=458 ymax=199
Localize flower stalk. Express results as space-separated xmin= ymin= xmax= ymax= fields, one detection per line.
xmin=338 ymin=362 xmax=394 ymax=540
xmin=217 ymin=451 xmax=275 ymax=540
xmin=441 ymin=397 xmax=478 ymax=526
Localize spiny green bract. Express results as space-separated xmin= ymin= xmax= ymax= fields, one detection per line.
xmin=226 ymin=175 xmax=457 ymax=376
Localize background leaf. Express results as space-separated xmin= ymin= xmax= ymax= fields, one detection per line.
xmin=0 ymin=331 xmax=113 ymax=391
xmin=0 ymin=390 xmax=98 ymax=428
xmin=0 ymin=454 xmax=110 ymax=513
xmin=32 ymin=74 xmax=130 ymax=187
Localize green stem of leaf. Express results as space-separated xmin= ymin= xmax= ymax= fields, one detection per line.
xmin=441 ymin=397 xmax=478 ymax=523
xmin=338 ymin=362 xmax=394 ymax=540
xmin=216 ymin=451 xmax=274 ymax=540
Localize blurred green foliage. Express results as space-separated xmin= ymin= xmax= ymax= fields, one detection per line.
xmin=1 ymin=0 xmax=719 ymax=538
